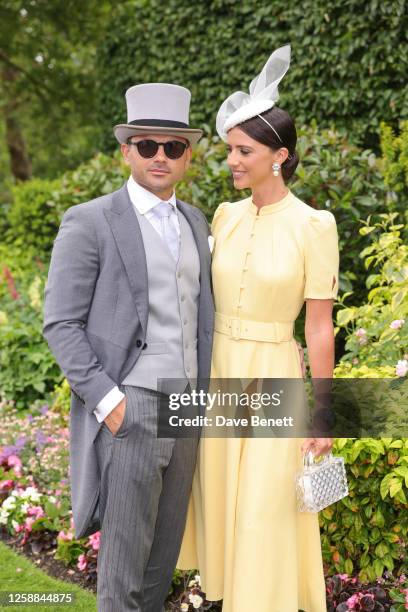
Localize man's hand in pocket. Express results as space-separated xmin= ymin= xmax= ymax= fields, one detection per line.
xmin=104 ymin=397 xmax=126 ymax=435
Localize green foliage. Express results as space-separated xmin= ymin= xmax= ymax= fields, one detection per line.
xmin=321 ymin=438 xmax=408 ymax=580
xmin=3 ymin=152 xmax=128 ymax=259
xmin=5 ymin=124 xmax=401 ymax=303
xmin=96 ymin=0 xmax=407 ymax=153
xmin=0 ymin=0 xmax=111 ymax=185
xmin=380 ymin=121 xmax=408 ymax=195
xmin=50 ymin=379 xmax=72 ymax=416
xmin=0 ymin=270 xmax=62 ymax=407
xmin=335 ymin=214 xmax=408 ymax=370
xmin=177 ymin=132 xmax=247 ymax=219
xmin=55 ymin=538 xmax=86 ymax=566
xmin=5 ymin=178 xmax=62 ymax=257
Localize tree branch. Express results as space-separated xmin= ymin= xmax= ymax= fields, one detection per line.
xmin=0 ymin=49 xmax=55 ymax=102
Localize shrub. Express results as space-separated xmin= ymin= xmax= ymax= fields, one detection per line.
xmin=335 ymin=213 xmax=408 ymax=371
xmin=321 ymin=438 xmax=408 ymax=582
xmin=4 ymin=152 xmax=128 ymax=259
xmin=96 ymin=0 xmax=407 ymax=153
xmin=380 ymin=121 xmax=408 ymax=197
xmin=5 ymin=179 xmax=62 ymax=259
xmin=0 ymin=270 xmax=62 ymax=407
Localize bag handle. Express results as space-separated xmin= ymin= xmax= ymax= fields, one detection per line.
xmin=303 ymin=450 xmax=332 ymax=468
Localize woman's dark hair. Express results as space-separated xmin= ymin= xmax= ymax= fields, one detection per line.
xmin=238 ymin=106 xmax=299 ymax=182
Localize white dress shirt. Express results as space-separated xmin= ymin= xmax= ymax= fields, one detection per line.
xmin=93 ymin=176 xmax=180 ymax=422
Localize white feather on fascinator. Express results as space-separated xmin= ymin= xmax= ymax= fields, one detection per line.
xmin=216 ymin=44 xmax=291 ymax=141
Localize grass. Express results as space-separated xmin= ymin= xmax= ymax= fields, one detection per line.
xmin=0 ymin=542 xmax=96 ymax=611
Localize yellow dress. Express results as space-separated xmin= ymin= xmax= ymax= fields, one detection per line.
xmin=178 ymin=190 xmax=339 ymax=612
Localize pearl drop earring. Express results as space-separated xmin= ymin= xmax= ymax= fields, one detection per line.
xmin=272 ymin=162 xmax=280 ymax=177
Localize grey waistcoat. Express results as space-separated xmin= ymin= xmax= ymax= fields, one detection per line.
xmin=121 ymin=207 xmax=200 ymax=392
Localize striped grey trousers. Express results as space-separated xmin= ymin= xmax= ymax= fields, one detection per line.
xmin=94 ymin=385 xmax=198 ymax=612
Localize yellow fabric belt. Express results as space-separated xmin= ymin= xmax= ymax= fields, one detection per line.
xmin=214 ymin=312 xmax=294 ymax=342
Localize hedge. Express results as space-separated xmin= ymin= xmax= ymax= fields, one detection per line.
xmin=96 ymin=0 xmax=407 ymax=153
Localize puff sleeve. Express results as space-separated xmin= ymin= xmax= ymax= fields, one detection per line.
xmin=210 ymin=202 xmax=228 ymax=237
xmin=303 ymin=210 xmax=339 ymax=300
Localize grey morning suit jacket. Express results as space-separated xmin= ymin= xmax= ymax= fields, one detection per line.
xmin=43 ymin=184 xmax=214 ymax=538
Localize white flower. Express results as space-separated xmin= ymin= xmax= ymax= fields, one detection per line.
xmin=21 ymin=487 xmax=41 ymax=502
xmin=188 ymin=594 xmax=204 ymax=609
xmin=180 ymin=604 xmax=189 ymax=612
xmin=188 ymin=580 xmax=196 ymax=588
xmin=11 ymin=520 xmax=20 ymax=530
xmin=390 ymin=319 xmax=405 ymax=330
xmin=194 ymin=575 xmax=201 ymax=585
xmin=21 ymin=503 xmax=29 ymax=513
xmin=48 ymin=496 xmax=56 ymax=503
xmin=2 ymin=496 xmax=16 ymax=510
xmin=396 ymin=359 xmax=408 ymax=377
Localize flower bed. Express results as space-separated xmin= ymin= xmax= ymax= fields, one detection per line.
xmin=0 ymin=398 xmax=407 ymax=611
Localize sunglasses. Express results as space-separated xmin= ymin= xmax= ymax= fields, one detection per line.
xmin=127 ymin=139 xmax=189 ymax=160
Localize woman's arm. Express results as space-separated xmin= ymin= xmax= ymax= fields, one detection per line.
xmin=301 ymin=298 xmax=335 ymax=457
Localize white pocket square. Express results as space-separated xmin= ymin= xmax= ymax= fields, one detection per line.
xmin=208 ymin=235 xmax=215 ymax=253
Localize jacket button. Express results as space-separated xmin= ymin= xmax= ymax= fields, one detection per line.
xmin=142 ymin=342 xmax=148 ymax=350
xmin=136 ymin=339 xmax=142 ymax=348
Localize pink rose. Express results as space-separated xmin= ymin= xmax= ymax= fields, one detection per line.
xmin=27 ymin=506 xmax=44 ymax=519
xmin=24 ymin=517 xmax=35 ymax=532
xmin=347 ymin=593 xmax=360 ymax=609
xmin=88 ymin=531 xmax=100 ymax=551
xmin=77 ymin=553 xmax=88 ymax=571
xmin=58 ymin=530 xmax=73 ymax=542
xmin=7 ymin=455 xmax=22 ymax=473
xmin=390 ymin=319 xmax=405 ymax=330
xmin=0 ymin=479 xmax=14 ymax=491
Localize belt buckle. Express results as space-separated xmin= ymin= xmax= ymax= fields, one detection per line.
xmin=230 ymin=318 xmax=241 ymax=340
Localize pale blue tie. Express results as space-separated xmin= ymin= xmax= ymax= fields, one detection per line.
xmin=153 ymin=201 xmax=180 ymax=262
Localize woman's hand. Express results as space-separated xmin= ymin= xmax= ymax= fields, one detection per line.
xmin=301 ymin=437 xmax=333 ymax=458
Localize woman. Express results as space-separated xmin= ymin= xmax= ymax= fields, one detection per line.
xmin=178 ymin=45 xmax=339 ymax=611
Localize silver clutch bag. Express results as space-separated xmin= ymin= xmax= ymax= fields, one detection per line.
xmin=295 ymin=451 xmax=349 ymax=513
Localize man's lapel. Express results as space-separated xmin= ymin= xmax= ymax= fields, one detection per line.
xmin=176 ymin=200 xmax=211 ymax=274
xmin=104 ymin=184 xmax=149 ymax=332
xmin=103 ymin=187 xmax=211 ymax=336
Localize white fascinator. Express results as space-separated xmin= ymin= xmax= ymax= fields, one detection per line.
xmin=216 ymin=44 xmax=291 ymax=142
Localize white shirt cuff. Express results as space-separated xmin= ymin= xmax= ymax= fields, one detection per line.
xmin=93 ymin=386 xmax=125 ymax=422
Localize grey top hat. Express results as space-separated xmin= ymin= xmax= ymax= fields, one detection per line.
xmin=113 ymin=83 xmax=203 ymax=145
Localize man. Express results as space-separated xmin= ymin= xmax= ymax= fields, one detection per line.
xmin=43 ymin=83 xmax=214 ymax=611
